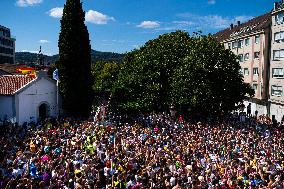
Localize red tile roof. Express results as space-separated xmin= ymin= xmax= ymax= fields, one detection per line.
xmin=0 ymin=75 xmax=36 ymax=95
xmin=214 ymin=12 xmax=271 ymax=42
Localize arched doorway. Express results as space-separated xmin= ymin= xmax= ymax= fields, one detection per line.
xmin=38 ymin=103 xmax=49 ymax=120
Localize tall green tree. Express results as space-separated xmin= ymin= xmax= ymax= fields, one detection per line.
xmin=170 ymin=35 xmax=254 ymax=116
xmin=112 ymin=31 xmax=192 ymax=113
xmin=91 ymin=61 xmax=120 ymax=107
xmin=58 ymin=0 xmax=93 ymax=117
xmin=112 ymin=31 xmax=254 ymax=116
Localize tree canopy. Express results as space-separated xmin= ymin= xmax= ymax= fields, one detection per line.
xmin=92 ymin=61 xmax=120 ymax=96
xmin=57 ymin=0 xmax=93 ymax=117
xmin=91 ymin=61 xmax=120 ymax=108
xmin=111 ymin=31 xmax=254 ymax=116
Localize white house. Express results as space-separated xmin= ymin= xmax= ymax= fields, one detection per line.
xmin=0 ymin=73 xmax=58 ymax=125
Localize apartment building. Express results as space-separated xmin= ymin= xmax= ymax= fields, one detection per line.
xmin=215 ymin=13 xmax=271 ymax=117
xmin=0 ymin=25 xmax=15 ymax=64
xmin=270 ymin=2 xmax=284 ymax=121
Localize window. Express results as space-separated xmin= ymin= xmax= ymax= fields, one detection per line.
xmin=275 ymin=31 xmax=284 ymax=42
xmin=0 ymin=37 xmax=13 ymax=47
xmin=253 ymin=68 xmax=259 ymax=75
xmin=255 ymin=35 xmax=260 ymax=44
xmin=238 ymin=40 xmax=243 ymax=48
xmin=273 ymin=50 xmax=284 ymax=60
xmin=244 ymin=53 xmax=249 ymax=61
xmin=0 ymin=55 xmax=14 ymax=64
xmin=272 ymin=68 xmax=284 ymax=78
xmin=276 ymin=12 xmax=284 ymax=24
xmin=245 ymin=38 xmax=250 ymax=46
xmin=238 ymin=54 xmax=244 ymax=62
xmin=239 ymin=69 xmax=243 ymax=75
xmin=254 ymin=52 xmax=260 ymax=59
xmin=0 ymin=47 xmax=13 ymax=55
xmin=252 ymin=84 xmax=258 ymax=91
xmin=244 ymin=68 xmax=249 ymax=75
xmin=271 ymin=85 xmax=283 ymax=96
xmin=232 ymin=41 xmax=238 ymax=49
xmin=228 ymin=43 xmax=231 ymax=49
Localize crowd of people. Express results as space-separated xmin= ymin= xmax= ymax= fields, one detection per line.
xmin=0 ymin=111 xmax=283 ymax=189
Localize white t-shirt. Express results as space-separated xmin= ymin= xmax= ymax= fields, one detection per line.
xmin=170 ymin=177 xmax=176 ymax=186
xmin=169 ymin=164 xmax=176 ymax=173
xmin=104 ymin=167 xmax=110 ymax=177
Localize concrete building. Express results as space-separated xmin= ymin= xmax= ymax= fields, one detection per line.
xmin=0 ymin=25 xmax=15 ymax=64
xmin=269 ymin=2 xmax=284 ymax=122
xmin=215 ymin=13 xmax=271 ymax=117
xmin=0 ymin=74 xmax=58 ymax=125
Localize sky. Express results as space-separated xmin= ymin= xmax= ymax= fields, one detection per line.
xmin=0 ymin=0 xmax=274 ymax=55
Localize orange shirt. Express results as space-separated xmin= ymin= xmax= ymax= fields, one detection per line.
xmin=30 ymin=142 xmax=36 ymax=153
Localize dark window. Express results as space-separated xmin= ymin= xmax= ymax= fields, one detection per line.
xmin=0 ymin=37 xmax=13 ymax=47
xmin=0 ymin=55 xmax=13 ymax=64
xmin=0 ymin=46 xmax=13 ymax=55
xmin=254 ymin=52 xmax=260 ymax=59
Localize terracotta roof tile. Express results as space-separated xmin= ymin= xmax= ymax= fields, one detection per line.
xmin=214 ymin=12 xmax=271 ymax=42
xmin=0 ymin=75 xmax=36 ymax=95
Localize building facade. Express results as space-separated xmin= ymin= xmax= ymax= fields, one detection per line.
xmin=0 ymin=25 xmax=15 ymax=64
xmin=215 ymin=1 xmax=284 ymax=122
xmin=269 ymin=2 xmax=284 ymax=122
xmin=0 ymin=74 xmax=58 ymax=125
xmin=215 ymin=13 xmax=271 ymax=117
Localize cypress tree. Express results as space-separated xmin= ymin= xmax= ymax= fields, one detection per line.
xmin=58 ymin=0 xmax=93 ymax=117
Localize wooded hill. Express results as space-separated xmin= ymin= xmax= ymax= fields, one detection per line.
xmin=15 ymin=49 xmax=124 ymax=65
